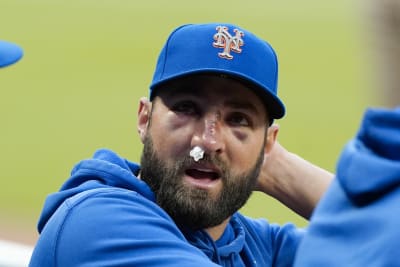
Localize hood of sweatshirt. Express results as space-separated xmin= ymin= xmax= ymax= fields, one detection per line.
xmin=336 ymin=107 xmax=400 ymax=205
xmin=37 ymin=149 xmax=155 ymax=232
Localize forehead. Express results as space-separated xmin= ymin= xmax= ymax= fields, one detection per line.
xmin=155 ymin=74 xmax=267 ymax=114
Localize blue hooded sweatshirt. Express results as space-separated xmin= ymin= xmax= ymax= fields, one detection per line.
xmin=29 ymin=149 xmax=303 ymax=267
xmin=294 ymin=107 xmax=400 ymax=266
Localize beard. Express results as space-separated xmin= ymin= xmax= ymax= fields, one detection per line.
xmin=140 ymin=135 xmax=265 ymax=230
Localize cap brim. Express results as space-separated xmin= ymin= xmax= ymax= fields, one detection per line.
xmin=0 ymin=41 xmax=23 ymax=68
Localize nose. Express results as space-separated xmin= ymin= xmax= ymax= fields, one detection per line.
xmin=191 ymin=111 xmax=225 ymax=154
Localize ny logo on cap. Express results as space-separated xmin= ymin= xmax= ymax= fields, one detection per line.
xmin=213 ymin=26 xmax=244 ymax=60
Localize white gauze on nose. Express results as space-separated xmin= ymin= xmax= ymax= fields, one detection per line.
xmin=190 ymin=146 xmax=204 ymax=162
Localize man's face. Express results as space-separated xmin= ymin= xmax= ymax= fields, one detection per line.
xmin=139 ymin=74 xmax=269 ymax=230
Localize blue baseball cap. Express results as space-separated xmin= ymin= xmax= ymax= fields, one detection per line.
xmin=150 ymin=23 xmax=285 ymax=120
xmin=0 ymin=40 xmax=23 ymax=68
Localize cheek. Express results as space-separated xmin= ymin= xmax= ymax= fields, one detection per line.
xmin=227 ymin=130 xmax=264 ymax=167
xmin=149 ymin=113 xmax=194 ymax=158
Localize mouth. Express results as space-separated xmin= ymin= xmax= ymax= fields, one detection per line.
xmin=183 ymin=164 xmax=222 ymax=189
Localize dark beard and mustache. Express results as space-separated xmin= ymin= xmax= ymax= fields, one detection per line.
xmin=140 ymin=135 xmax=265 ymax=230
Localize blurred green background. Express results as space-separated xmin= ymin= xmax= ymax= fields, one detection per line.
xmin=1 ymin=0 xmax=375 ymax=245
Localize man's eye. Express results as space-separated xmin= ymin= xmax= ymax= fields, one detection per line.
xmin=228 ymin=113 xmax=251 ymax=127
xmin=172 ymin=101 xmax=198 ymax=115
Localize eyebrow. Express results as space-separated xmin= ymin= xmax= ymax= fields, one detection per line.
xmin=162 ymin=84 xmax=264 ymax=116
xmin=224 ymin=100 xmax=261 ymax=115
xmin=170 ymin=89 xmax=261 ymax=114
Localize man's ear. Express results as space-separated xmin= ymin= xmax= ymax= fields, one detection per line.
xmin=264 ymin=124 xmax=279 ymax=155
xmin=137 ymin=97 xmax=152 ymax=143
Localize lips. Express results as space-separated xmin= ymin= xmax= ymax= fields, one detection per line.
xmin=183 ymin=164 xmax=222 ymax=189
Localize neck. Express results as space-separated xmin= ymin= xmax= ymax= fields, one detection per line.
xmin=204 ymin=217 xmax=230 ymax=241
